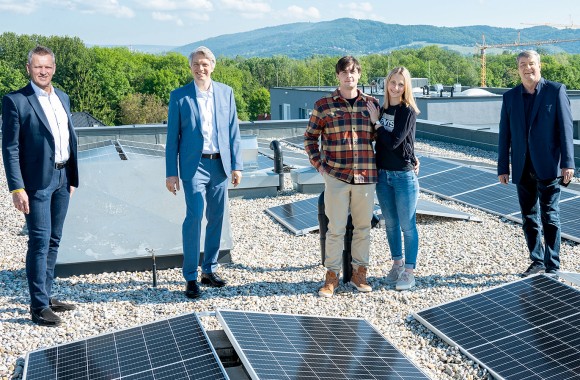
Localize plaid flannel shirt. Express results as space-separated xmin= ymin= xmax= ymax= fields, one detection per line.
xmin=304 ymin=89 xmax=378 ymax=184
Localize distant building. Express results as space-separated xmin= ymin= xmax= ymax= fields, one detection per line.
xmin=70 ymin=112 xmax=106 ymax=128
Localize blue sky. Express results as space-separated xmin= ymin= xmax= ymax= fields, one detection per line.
xmin=0 ymin=0 xmax=578 ymax=47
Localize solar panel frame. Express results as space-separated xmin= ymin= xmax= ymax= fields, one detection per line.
xmin=414 ymin=275 xmax=580 ymax=380
xmin=216 ymin=309 xmax=430 ymax=380
xmin=23 ymin=312 xmax=229 ymax=380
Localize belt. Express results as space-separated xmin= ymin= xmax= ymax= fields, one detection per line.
xmin=201 ymin=153 xmax=220 ymax=159
xmin=55 ymin=161 xmax=68 ymax=169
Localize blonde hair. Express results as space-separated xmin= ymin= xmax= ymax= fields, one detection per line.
xmin=383 ymin=66 xmax=420 ymax=114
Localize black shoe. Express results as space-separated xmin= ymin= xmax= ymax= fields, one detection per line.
xmin=185 ymin=281 xmax=201 ymax=299
xmin=31 ymin=307 xmax=62 ymax=327
xmin=200 ymin=272 xmax=227 ymax=287
xmin=522 ymin=262 xmax=546 ymax=277
xmin=50 ymin=298 xmax=76 ymax=312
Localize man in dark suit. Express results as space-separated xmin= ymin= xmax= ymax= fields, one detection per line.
xmin=498 ymin=50 xmax=575 ymax=277
xmin=2 ymin=46 xmax=79 ymax=326
xmin=165 ymin=46 xmax=243 ymax=299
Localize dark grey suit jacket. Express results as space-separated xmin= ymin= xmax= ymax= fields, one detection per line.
xmin=498 ymin=78 xmax=575 ymax=183
xmin=2 ymin=83 xmax=79 ymax=192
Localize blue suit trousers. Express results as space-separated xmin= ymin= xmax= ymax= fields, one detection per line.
xmin=181 ymin=157 xmax=228 ymax=281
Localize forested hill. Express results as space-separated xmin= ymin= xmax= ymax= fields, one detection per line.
xmin=172 ymin=18 xmax=580 ymax=58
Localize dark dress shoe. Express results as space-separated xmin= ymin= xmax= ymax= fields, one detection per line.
xmin=50 ymin=298 xmax=76 ymax=312
xmin=200 ymin=272 xmax=227 ymax=287
xmin=31 ymin=307 xmax=62 ymax=327
xmin=185 ymin=281 xmax=201 ymax=299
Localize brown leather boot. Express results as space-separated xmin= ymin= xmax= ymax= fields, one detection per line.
xmin=318 ymin=270 xmax=339 ymax=297
xmin=350 ymin=265 xmax=372 ymax=292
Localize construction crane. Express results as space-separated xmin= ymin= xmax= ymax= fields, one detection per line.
xmin=477 ymin=33 xmax=580 ymax=87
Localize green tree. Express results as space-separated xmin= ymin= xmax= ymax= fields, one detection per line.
xmin=248 ymin=87 xmax=270 ymax=121
xmin=118 ymin=93 xmax=168 ymax=125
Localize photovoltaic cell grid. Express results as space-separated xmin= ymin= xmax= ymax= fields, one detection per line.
xmin=23 ymin=312 xmax=228 ymax=380
xmin=417 ymin=155 xmax=580 ymax=242
xmin=267 ymin=196 xmax=477 ymax=235
xmin=216 ymin=310 xmax=429 ymax=380
xmin=414 ymin=275 xmax=580 ymax=380
xmin=265 ymin=196 xmax=320 ymax=235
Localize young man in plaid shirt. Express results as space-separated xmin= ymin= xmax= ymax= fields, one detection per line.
xmin=305 ymin=56 xmax=380 ymax=297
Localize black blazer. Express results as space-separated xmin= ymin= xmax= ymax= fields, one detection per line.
xmin=2 ymin=83 xmax=79 ymax=192
xmin=498 ymin=78 xmax=575 ymax=183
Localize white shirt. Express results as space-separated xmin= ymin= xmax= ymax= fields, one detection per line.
xmin=195 ymin=82 xmax=219 ymax=154
xmin=30 ymin=81 xmax=70 ymax=163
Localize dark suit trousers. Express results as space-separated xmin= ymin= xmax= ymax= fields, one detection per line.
xmin=181 ymin=157 xmax=228 ymax=281
xmin=516 ymin=171 xmax=561 ymax=270
xmin=25 ymin=166 xmax=71 ymax=312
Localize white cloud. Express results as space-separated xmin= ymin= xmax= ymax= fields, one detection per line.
xmin=48 ymin=0 xmax=135 ymax=18
xmin=151 ymin=12 xmax=183 ymax=26
xmin=220 ymin=0 xmax=270 ymax=13
xmin=139 ymin=0 xmax=213 ymax=12
xmin=338 ymin=2 xmax=373 ymax=19
xmin=287 ymin=5 xmax=320 ymax=20
xmin=185 ymin=12 xmax=210 ymax=21
xmin=0 ymin=0 xmax=38 ymax=14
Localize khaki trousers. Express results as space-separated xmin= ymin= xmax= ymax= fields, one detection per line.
xmin=323 ymin=174 xmax=376 ymax=274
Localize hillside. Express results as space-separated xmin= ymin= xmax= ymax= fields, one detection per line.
xmin=171 ymin=18 xmax=580 ymax=58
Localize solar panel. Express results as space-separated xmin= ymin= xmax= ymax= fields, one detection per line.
xmin=414 ymin=199 xmax=480 ymax=221
xmin=419 ymin=166 xmax=498 ymax=197
xmin=414 ymin=275 xmax=580 ymax=380
xmin=265 ymin=197 xmax=320 ymax=235
xmin=23 ymin=313 xmax=229 ymax=380
xmin=267 ymin=196 xmax=479 ymax=235
xmin=417 ymin=156 xmax=461 ymax=178
xmin=216 ymin=309 xmax=430 ymax=380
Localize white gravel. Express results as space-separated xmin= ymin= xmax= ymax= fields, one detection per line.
xmin=1 ymin=139 xmax=579 ymax=380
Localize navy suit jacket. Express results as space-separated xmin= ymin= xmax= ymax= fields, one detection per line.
xmin=498 ymin=78 xmax=575 ymax=184
xmin=2 ymin=83 xmax=79 ymax=192
xmin=165 ymin=81 xmax=243 ymax=180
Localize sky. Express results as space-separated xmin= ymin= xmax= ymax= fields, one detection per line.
xmin=0 ymin=0 xmax=579 ymax=47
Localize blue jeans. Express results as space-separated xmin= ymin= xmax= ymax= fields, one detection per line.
xmin=516 ymin=172 xmax=561 ymax=270
xmin=376 ymin=169 xmax=419 ymax=269
xmin=25 ymin=166 xmax=71 ymax=312
xmin=181 ymin=158 xmax=228 ymax=281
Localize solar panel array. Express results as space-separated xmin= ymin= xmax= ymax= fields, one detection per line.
xmin=216 ymin=309 xmax=429 ymax=380
xmin=266 ymin=196 xmax=477 ymax=235
xmin=417 ymin=156 xmax=580 ymax=243
xmin=23 ymin=313 xmax=228 ymax=380
xmin=414 ymin=275 xmax=580 ymax=380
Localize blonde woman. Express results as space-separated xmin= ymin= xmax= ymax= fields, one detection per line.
xmin=367 ymin=66 xmax=420 ymax=290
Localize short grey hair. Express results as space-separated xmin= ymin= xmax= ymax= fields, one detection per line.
xmin=27 ymin=45 xmax=55 ymax=65
xmin=517 ymin=50 xmax=541 ymax=65
xmin=188 ymin=46 xmax=216 ymax=68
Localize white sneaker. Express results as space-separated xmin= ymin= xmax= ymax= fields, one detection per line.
xmin=386 ymin=263 xmax=405 ymax=285
xmin=396 ymin=271 xmax=415 ymax=291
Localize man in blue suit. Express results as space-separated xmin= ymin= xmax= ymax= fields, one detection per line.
xmin=498 ymin=50 xmax=575 ymax=277
xmin=165 ymin=46 xmax=243 ymax=299
xmin=2 ymin=46 xmax=79 ymax=326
